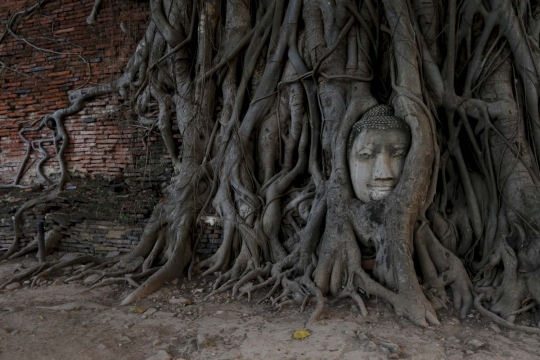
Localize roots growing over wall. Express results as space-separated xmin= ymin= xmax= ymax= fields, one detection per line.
xmin=3 ymin=0 xmax=540 ymax=332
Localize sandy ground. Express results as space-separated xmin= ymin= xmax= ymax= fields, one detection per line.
xmin=0 ymin=256 xmax=539 ymax=360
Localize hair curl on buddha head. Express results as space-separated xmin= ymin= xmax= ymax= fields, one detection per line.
xmin=347 ymin=104 xmax=410 ymax=151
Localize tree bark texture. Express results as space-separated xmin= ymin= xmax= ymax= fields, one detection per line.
xmin=3 ymin=0 xmax=540 ymax=332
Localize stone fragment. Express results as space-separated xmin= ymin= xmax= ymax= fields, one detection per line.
xmin=116 ymin=335 xmax=131 ymax=344
xmin=59 ymin=253 xmax=81 ymax=262
xmin=96 ymin=344 xmax=106 ymax=351
xmin=153 ymin=311 xmax=175 ymax=317
xmin=490 ymin=323 xmax=502 ymax=333
xmin=144 ymin=308 xmax=158 ymax=316
xmin=356 ymin=332 xmax=370 ymax=343
xmin=424 ymin=329 xmax=440 ymax=339
xmin=467 ymin=339 xmax=485 ymax=351
xmin=105 ymin=251 xmax=120 ymax=258
xmin=169 ymin=298 xmax=192 ymax=306
xmin=5 ymin=282 xmax=20 ymax=291
xmin=83 ymin=274 xmax=101 ymax=284
xmin=380 ymin=342 xmax=400 ymax=354
xmin=196 ymin=334 xmax=207 ymax=349
xmin=447 ymin=336 xmax=460 ymax=343
xmin=364 ymin=341 xmax=378 ymax=352
xmin=152 ymin=339 xmax=162 ymax=347
xmin=145 ymin=350 xmax=172 ymax=360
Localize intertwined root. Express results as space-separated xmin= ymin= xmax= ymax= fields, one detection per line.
xmin=3 ymin=0 xmax=540 ymax=335
xmin=0 ymin=231 xmax=535 ymax=333
xmin=475 ymin=294 xmax=540 ymax=335
xmin=0 ymin=255 xmax=105 ymax=290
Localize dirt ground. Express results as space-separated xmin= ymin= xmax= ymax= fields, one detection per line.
xmin=0 ymin=255 xmax=539 ymax=360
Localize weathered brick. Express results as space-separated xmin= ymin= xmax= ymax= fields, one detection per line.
xmin=46 ymin=55 xmax=63 ymax=61
xmin=12 ymin=89 xmax=31 ymax=94
xmin=0 ymin=0 xmax=202 ymax=256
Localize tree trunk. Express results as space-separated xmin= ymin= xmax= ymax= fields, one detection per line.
xmin=3 ymin=0 xmax=540 ymax=331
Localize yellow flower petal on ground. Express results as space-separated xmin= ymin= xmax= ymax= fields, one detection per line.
xmin=293 ymin=329 xmax=311 ymax=340
xmin=129 ymin=306 xmax=147 ymax=313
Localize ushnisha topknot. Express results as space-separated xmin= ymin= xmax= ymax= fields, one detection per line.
xmin=347 ymin=104 xmax=410 ymax=151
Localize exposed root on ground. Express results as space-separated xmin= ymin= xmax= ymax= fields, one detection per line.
xmin=2 ymin=0 xmax=540 ymax=333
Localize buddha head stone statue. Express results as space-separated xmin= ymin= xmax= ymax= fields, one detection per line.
xmin=347 ymin=104 xmax=411 ymax=203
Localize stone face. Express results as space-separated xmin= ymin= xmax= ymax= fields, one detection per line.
xmin=347 ymin=106 xmax=411 ymax=203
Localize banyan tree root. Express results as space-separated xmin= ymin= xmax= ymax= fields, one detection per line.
xmin=475 ymin=294 xmax=540 ymax=335
xmin=9 ymin=230 xmax=63 ymax=260
xmin=2 ymin=0 xmax=540 ymax=331
xmin=0 ymin=255 xmax=103 ymax=290
xmin=86 ymin=0 xmax=103 ymax=25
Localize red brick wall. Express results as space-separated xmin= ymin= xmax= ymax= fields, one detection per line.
xmin=0 ymin=0 xmax=176 ymax=185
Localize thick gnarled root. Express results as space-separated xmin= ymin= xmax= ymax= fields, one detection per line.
xmin=9 ymin=229 xmax=63 ymax=260
xmin=0 ymin=254 xmax=104 ymax=290
xmin=353 ymin=268 xmax=440 ymax=328
xmin=475 ymin=294 xmax=540 ymax=335
xmin=416 ymin=224 xmax=474 ymax=318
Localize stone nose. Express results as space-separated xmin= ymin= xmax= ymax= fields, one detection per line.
xmin=373 ymin=153 xmax=394 ymax=181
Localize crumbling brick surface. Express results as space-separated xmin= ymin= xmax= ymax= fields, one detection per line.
xmin=0 ymin=0 xmax=174 ymax=184
xmin=0 ymin=1 xmax=223 ymax=256
xmin=0 ymin=179 xmax=223 ymax=257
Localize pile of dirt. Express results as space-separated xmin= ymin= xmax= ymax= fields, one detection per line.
xmin=0 ymin=256 xmax=538 ymax=359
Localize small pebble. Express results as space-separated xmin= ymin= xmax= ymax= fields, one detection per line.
xmin=145 ymin=350 xmax=172 ymax=360
xmin=152 ymin=339 xmax=162 ymax=347
xmin=5 ymin=282 xmax=20 ymax=291
xmin=380 ymin=342 xmax=400 ymax=354
xmin=490 ymin=323 xmax=502 ymax=333
xmin=467 ymin=339 xmax=485 ymax=351
xmin=364 ymin=341 xmax=377 ymax=352
xmin=196 ymin=334 xmax=207 ymax=349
